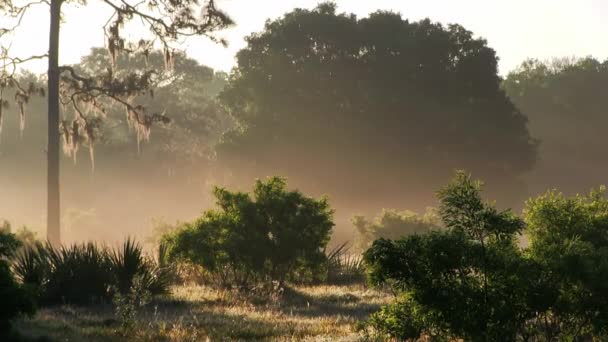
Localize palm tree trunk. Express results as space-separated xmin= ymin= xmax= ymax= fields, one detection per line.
xmin=47 ymin=0 xmax=61 ymax=246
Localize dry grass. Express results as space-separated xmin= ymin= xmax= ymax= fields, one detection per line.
xmin=15 ymin=284 xmax=391 ymax=341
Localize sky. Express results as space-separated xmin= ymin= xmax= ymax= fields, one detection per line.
xmin=2 ymin=0 xmax=607 ymax=75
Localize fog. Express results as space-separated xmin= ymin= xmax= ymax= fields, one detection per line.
xmin=1 ymin=9 xmax=607 ymax=248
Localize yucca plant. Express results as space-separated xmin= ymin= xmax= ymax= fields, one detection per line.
xmin=109 ymin=238 xmax=172 ymax=296
xmin=13 ymin=241 xmax=49 ymax=287
xmin=109 ymin=238 xmax=146 ymax=294
xmin=44 ymin=243 xmax=113 ymax=304
xmin=325 ymin=242 xmax=366 ymax=285
xmin=12 ymin=238 xmax=172 ymax=305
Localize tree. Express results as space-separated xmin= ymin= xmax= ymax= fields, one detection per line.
xmin=218 ymin=3 xmax=537 ymax=213
xmin=69 ymin=47 xmax=233 ymax=174
xmin=503 ymin=57 xmax=608 ymax=196
xmin=163 ymin=176 xmax=334 ymax=289
xmin=0 ymin=0 xmax=233 ymax=245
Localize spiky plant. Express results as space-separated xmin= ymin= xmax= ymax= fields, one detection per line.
xmin=13 ymin=238 xmax=172 ymax=305
xmin=325 ymin=242 xmax=366 ymax=285
xmin=12 ymin=241 xmax=49 ymax=287
xmin=109 ymin=238 xmax=172 ymax=296
xmin=43 ymin=242 xmax=112 ymax=304
xmin=109 ymin=238 xmax=146 ymax=295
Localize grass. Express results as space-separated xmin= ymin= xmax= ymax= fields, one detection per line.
xmin=14 ymin=284 xmax=391 ymax=341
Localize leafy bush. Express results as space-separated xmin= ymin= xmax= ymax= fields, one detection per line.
xmin=163 ymin=177 xmax=334 ymax=290
xmin=363 ymin=172 xmax=540 ymax=340
xmin=353 ymin=208 xmax=441 ymax=252
xmin=0 ymin=227 xmax=35 ymax=338
xmin=13 ymin=239 xmax=170 ymax=305
xmin=524 ymin=187 xmax=608 ymax=338
xmin=363 ymin=171 xmax=608 ymax=341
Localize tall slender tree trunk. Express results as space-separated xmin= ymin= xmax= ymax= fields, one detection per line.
xmin=47 ymin=0 xmax=61 ymax=246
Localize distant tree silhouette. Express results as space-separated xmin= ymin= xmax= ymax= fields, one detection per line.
xmin=0 ymin=0 xmax=232 ymax=244
xmin=218 ymin=3 xmax=537 ymax=211
xmin=504 ymin=57 xmax=608 ymax=196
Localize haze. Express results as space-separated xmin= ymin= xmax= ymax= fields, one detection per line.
xmin=1 ymin=0 xmax=608 ymax=245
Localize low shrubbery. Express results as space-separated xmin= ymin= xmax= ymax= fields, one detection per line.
xmin=13 ymin=238 xmax=172 ymax=305
xmin=352 ymin=208 xmax=441 ymax=252
xmin=0 ymin=227 xmax=36 ymax=339
xmin=162 ymin=177 xmax=334 ymax=291
xmin=362 ymin=171 xmax=608 ymax=341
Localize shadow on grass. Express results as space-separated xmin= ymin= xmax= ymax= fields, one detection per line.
xmin=17 ymin=301 xmax=293 ymax=341
xmin=15 ymin=286 xmax=384 ymax=341
xmin=277 ymin=286 xmax=385 ymax=319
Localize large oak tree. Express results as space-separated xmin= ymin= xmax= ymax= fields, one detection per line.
xmin=218 ymin=3 xmax=536 ymax=212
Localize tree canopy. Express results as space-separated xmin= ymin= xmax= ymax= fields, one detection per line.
xmin=217 ymin=3 xmax=537 ymax=211
xmin=503 ymin=57 xmax=608 ymax=196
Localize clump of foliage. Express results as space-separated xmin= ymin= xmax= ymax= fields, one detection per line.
xmin=13 ymin=238 xmax=171 ymax=305
xmin=0 ymin=225 xmax=35 ymax=339
xmin=352 ymin=208 xmax=441 ymax=252
xmin=163 ymin=177 xmax=334 ymax=290
xmin=362 ymin=171 xmax=608 ymax=340
xmin=0 ymin=220 xmax=37 ymax=247
xmin=524 ymin=188 xmax=608 ymax=338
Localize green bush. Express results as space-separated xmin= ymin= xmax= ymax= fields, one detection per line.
xmin=353 ymin=208 xmax=441 ymax=252
xmin=13 ymin=239 xmax=171 ymax=305
xmin=0 ymin=227 xmax=35 ymax=338
xmin=524 ymin=188 xmax=608 ymax=338
xmin=363 ymin=172 xmax=608 ymax=341
xmin=163 ymin=177 xmax=334 ymax=290
xmin=363 ymin=172 xmax=540 ymax=340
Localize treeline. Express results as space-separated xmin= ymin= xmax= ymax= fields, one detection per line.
xmin=2 ymin=2 xmax=608 ymax=227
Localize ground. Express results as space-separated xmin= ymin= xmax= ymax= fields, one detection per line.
xmin=14 ymin=284 xmax=391 ymax=341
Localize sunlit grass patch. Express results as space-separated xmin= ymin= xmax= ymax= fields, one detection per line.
xmin=15 ymin=284 xmax=391 ymax=341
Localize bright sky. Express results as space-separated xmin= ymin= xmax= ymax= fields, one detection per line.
xmin=3 ymin=0 xmax=608 ymax=75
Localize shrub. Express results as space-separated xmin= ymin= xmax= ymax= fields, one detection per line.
xmin=363 ymin=171 xmax=539 ymax=340
xmin=112 ymin=274 xmax=151 ymax=331
xmin=363 ymin=172 xmax=608 ymax=341
xmin=0 ymin=227 xmax=35 ymax=338
xmin=163 ymin=177 xmax=334 ymax=290
xmin=361 ymin=295 xmax=429 ymax=341
xmin=524 ymin=187 xmax=608 ymax=338
xmin=353 ymin=208 xmax=441 ymax=252
xmin=13 ymin=239 xmax=170 ymax=305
